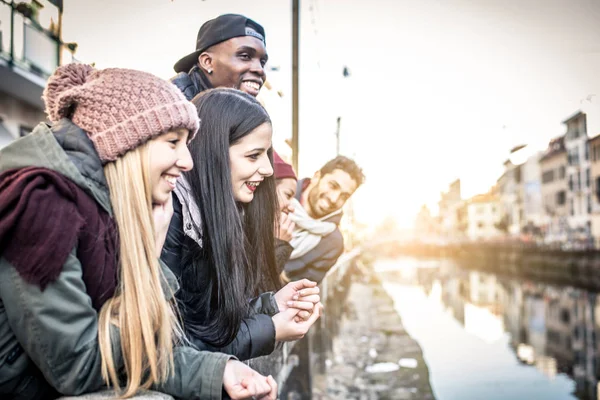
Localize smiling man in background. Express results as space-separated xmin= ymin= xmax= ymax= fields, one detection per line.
xmin=283 ymin=155 xmax=365 ymax=283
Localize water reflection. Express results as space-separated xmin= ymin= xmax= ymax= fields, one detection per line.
xmin=377 ymin=257 xmax=600 ymax=400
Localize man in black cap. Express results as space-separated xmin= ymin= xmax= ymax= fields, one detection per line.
xmin=172 ymin=14 xmax=268 ymax=100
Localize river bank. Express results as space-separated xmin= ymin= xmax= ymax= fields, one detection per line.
xmin=311 ymin=262 xmax=435 ymax=400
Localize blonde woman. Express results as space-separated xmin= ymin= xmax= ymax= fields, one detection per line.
xmin=0 ymin=64 xmax=276 ymax=399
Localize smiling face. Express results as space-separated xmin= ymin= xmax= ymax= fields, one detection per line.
xmin=306 ymin=169 xmax=358 ymax=218
xmin=276 ymin=178 xmax=297 ymax=213
xmin=200 ymin=36 xmax=268 ymax=97
xmin=229 ymin=122 xmax=274 ymax=203
xmin=148 ymin=128 xmax=193 ymax=205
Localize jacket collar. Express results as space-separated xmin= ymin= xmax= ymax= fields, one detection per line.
xmin=173 ymin=174 xmax=204 ymax=248
xmin=0 ymin=120 xmax=112 ymax=216
xmin=51 ymin=119 xmax=113 ymax=216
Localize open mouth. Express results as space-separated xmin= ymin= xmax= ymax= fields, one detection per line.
xmin=242 ymin=81 xmax=261 ymax=92
xmin=245 ymin=181 xmax=261 ymax=192
xmin=163 ymin=174 xmax=178 ymax=190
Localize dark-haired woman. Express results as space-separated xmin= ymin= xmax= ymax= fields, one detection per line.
xmin=162 ymin=88 xmax=321 ymax=361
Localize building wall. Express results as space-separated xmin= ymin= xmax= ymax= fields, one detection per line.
xmin=541 ymin=152 xmax=569 ymax=242
xmin=0 ymin=92 xmax=46 ymax=148
xmin=565 ymin=114 xmax=592 ymax=235
xmin=498 ymin=163 xmax=522 ymax=237
xmin=438 ymin=180 xmax=463 ymax=240
xmin=522 ymin=152 xmax=543 ymax=227
xmin=467 ymin=200 xmax=501 ymax=241
xmin=589 ymin=137 xmax=600 ymax=246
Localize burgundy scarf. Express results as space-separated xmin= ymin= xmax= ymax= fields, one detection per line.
xmin=0 ymin=167 xmax=118 ymax=311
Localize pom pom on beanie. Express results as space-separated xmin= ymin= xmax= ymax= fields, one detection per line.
xmin=43 ymin=63 xmax=94 ymax=122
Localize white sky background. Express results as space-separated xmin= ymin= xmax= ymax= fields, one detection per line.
xmin=61 ymin=0 xmax=600 ymax=228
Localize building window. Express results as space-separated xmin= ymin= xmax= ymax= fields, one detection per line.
xmin=559 ymin=166 xmax=566 ymax=179
xmin=596 ymin=177 xmax=600 ymax=202
xmin=542 ymin=170 xmax=555 ymax=183
xmin=586 ymin=168 xmax=591 ymax=188
xmin=569 ymin=149 xmax=580 ymax=165
xmin=571 ymin=199 xmax=575 ymax=216
xmin=578 ymin=172 xmax=582 ymax=191
xmin=557 ymin=191 xmax=566 ymax=206
xmin=569 ymin=175 xmax=574 ymax=191
xmin=588 ymin=194 xmax=592 ymax=214
xmin=585 ymin=143 xmax=590 ymax=161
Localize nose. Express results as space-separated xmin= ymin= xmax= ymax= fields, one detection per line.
xmin=176 ymin=145 xmax=194 ymax=171
xmin=251 ymin=59 xmax=266 ymax=80
xmin=258 ymin=155 xmax=274 ymax=177
xmin=327 ymin=191 xmax=340 ymax=206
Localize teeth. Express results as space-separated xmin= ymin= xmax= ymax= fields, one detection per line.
xmin=247 ymin=181 xmax=260 ymax=187
xmin=164 ymin=175 xmax=177 ymax=185
xmin=244 ymin=81 xmax=260 ymax=90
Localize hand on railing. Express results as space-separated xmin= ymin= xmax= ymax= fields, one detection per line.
xmin=223 ymin=360 xmax=277 ymax=399
xmin=274 ymin=279 xmax=320 ymax=320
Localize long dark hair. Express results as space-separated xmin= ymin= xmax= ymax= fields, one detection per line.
xmin=184 ymin=88 xmax=280 ymax=347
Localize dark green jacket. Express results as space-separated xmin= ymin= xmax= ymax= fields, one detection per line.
xmin=0 ymin=120 xmax=231 ymax=399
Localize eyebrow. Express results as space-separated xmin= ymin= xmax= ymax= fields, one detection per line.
xmin=245 ymin=147 xmax=267 ymax=153
xmin=237 ymin=45 xmax=269 ymax=62
xmin=330 ymin=179 xmax=353 ymax=196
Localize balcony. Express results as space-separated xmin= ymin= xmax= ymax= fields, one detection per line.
xmin=0 ymin=0 xmax=75 ymax=109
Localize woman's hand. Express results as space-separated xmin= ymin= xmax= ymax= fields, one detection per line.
xmin=152 ymin=194 xmax=174 ymax=257
xmin=274 ymin=279 xmax=320 ymax=320
xmin=272 ymin=302 xmax=323 ymax=341
xmin=223 ymin=360 xmax=277 ymax=399
xmin=276 ymin=211 xmax=295 ymax=242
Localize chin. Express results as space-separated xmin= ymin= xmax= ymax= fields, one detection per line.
xmin=237 ymin=192 xmax=254 ymax=203
xmin=152 ymin=192 xmax=170 ymax=205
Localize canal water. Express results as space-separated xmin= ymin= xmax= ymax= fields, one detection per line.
xmin=376 ymin=257 xmax=600 ymax=400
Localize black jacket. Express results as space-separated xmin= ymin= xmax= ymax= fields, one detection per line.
xmin=171 ymin=68 xmax=212 ymax=101
xmin=275 ymin=239 xmax=293 ymax=275
xmin=161 ymin=196 xmax=278 ymax=361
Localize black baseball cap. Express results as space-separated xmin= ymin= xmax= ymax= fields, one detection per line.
xmin=174 ymin=14 xmax=266 ymax=73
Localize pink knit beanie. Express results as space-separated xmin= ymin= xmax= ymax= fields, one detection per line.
xmin=43 ymin=63 xmax=199 ymax=163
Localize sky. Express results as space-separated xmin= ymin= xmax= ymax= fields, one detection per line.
xmin=60 ymin=0 xmax=600 ymax=228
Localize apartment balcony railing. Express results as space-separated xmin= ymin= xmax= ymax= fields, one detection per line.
xmin=0 ymin=0 xmax=76 ymax=107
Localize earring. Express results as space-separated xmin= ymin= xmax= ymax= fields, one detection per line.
xmin=207 ymin=69 xmax=213 ymax=75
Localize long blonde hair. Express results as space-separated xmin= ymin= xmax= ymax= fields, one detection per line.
xmin=98 ymin=143 xmax=181 ymax=397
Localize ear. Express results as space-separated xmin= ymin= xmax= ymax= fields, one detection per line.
xmin=313 ymin=170 xmax=321 ymax=181
xmin=198 ymin=52 xmax=213 ymax=74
